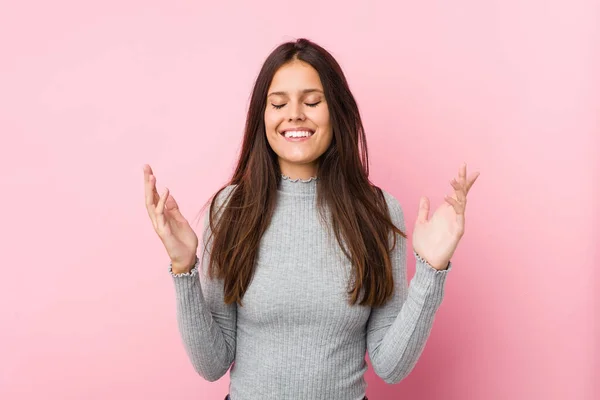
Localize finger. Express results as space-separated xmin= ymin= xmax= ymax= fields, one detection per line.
xmin=144 ymin=169 xmax=158 ymax=224
xmin=145 ymin=175 xmax=161 ymax=222
xmin=144 ymin=164 xmax=160 ymax=197
xmin=143 ymin=163 xmax=157 ymax=180
xmin=155 ymin=187 xmax=169 ymax=230
xmin=149 ymin=175 xmax=160 ymax=204
xmin=444 ymin=194 xmax=465 ymax=215
xmin=143 ymin=165 xmax=159 ymax=205
xmin=143 ymin=164 xmax=158 ymax=200
xmin=416 ymin=197 xmax=430 ymax=223
xmin=164 ymin=191 xmax=187 ymax=223
xmin=445 ymin=195 xmax=466 ymax=236
xmin=143 ymin=165 xmax=152 ymax=204
xmin=459 ymin=162 xmax=467 ymax=183
xmin=450 ymin=178 xmax=467 ymax=205
xmin=466 ymin=171 xmax=480 ymax=193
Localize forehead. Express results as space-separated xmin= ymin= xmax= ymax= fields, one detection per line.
xmin=268 ymin=60 xmax=323 ymax=92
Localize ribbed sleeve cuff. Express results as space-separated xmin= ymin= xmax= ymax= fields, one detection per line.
xmin=410 ymin=250 xmax=452 ymax=307
xmin=413 ymin=250 xmax=452 ymax=273
xmin=169 ymin=256 xmax=200 ymax=278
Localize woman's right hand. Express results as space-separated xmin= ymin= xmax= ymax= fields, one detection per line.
xmin=144 ymin=164 xmax=199 ymax=273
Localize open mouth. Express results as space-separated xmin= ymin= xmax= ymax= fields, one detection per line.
xmin=279 ymin=129 xmax=316 ymax=139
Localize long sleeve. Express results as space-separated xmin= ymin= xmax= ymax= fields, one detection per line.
xmin=366 ymin=190 xmax=452 ymax=384
xmin=170 ymin=186 xmax=237 ymax=382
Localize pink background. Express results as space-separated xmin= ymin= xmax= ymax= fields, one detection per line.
xmin=1 ymin=0 xmax=598 ymax=399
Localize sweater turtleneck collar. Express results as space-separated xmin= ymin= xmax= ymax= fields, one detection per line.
xmin=278 ymin=174 xmax=318 ymax=195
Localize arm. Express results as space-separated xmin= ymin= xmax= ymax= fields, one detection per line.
xmin=170 ymin=186 xmax=237 ymax=382
xmin=366 ymin=190 xmax=452 ymax=384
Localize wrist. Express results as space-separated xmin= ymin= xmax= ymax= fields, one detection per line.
xmin=413 ymin=250 xmax=449 ymax=271
xmin=171 ymin=257 xmax=197 ymax=274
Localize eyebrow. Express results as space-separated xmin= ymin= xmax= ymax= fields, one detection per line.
xmin=267 ymin=88 xmax=323 ymax=97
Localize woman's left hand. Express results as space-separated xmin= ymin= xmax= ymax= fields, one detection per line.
xmin=412 ymin=163 xmax=480 ymax=270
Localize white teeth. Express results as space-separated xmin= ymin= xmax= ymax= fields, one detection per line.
xmin=284 ymin=130 xmax=313 ymax=138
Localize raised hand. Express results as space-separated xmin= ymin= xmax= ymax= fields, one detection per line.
xmin=143 ymin=164 xmax=198 ymax=273
xmin=412 ymin=163 xmax=480 ymax=270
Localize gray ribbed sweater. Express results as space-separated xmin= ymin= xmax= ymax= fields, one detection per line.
xmin=170 ymin=175 xmax=452 ymax=400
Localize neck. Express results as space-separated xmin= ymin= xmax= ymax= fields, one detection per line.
xmin=278 ymin=160 xmax=318 ymax=181
xmin=278 ymin=173 xmax=318 ymax=195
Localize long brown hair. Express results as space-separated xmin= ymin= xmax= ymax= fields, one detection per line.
xmin=195 ymin=38 xmax=406 ymax=307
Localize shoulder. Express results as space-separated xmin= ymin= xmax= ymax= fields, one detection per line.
xmin=214 ymin=183 xmax=238 ymax=207
xmin=205 ymin=184 xmax=238 ymax=223
xmin=202 ymin=184 xmax=238 ymax=238
xmin=376 ymin=186 xmax=403 ymax=214
xmin=203 ymin=183 xmax=237 ymax=215
xmin=376 ymin=186 xmax=406 ymax=228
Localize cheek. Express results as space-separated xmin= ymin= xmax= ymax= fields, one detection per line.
xmin=318 ymin=109 xmax=333 ymax=144
xmin=314 ymin=108 xmax=331 ymax=130
xmin=264 ymin=109 xmax=281 ymax=132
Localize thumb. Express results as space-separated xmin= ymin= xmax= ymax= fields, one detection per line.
xmin=416 ymin=197 xmax=430 ymax=224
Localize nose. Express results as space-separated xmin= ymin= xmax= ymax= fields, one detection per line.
xmin=287 ymin=102 xmax=306 ymax=122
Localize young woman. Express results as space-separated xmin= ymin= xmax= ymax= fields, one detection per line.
xmin=143 ymin=38 xmax=479 ymax=400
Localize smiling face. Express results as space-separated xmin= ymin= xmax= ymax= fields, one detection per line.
xmin=264 ymin=59 xmax=333 ymax=179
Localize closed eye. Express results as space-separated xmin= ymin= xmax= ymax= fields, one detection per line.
xmin=271 ymin=101 xmax=322 ymax=110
